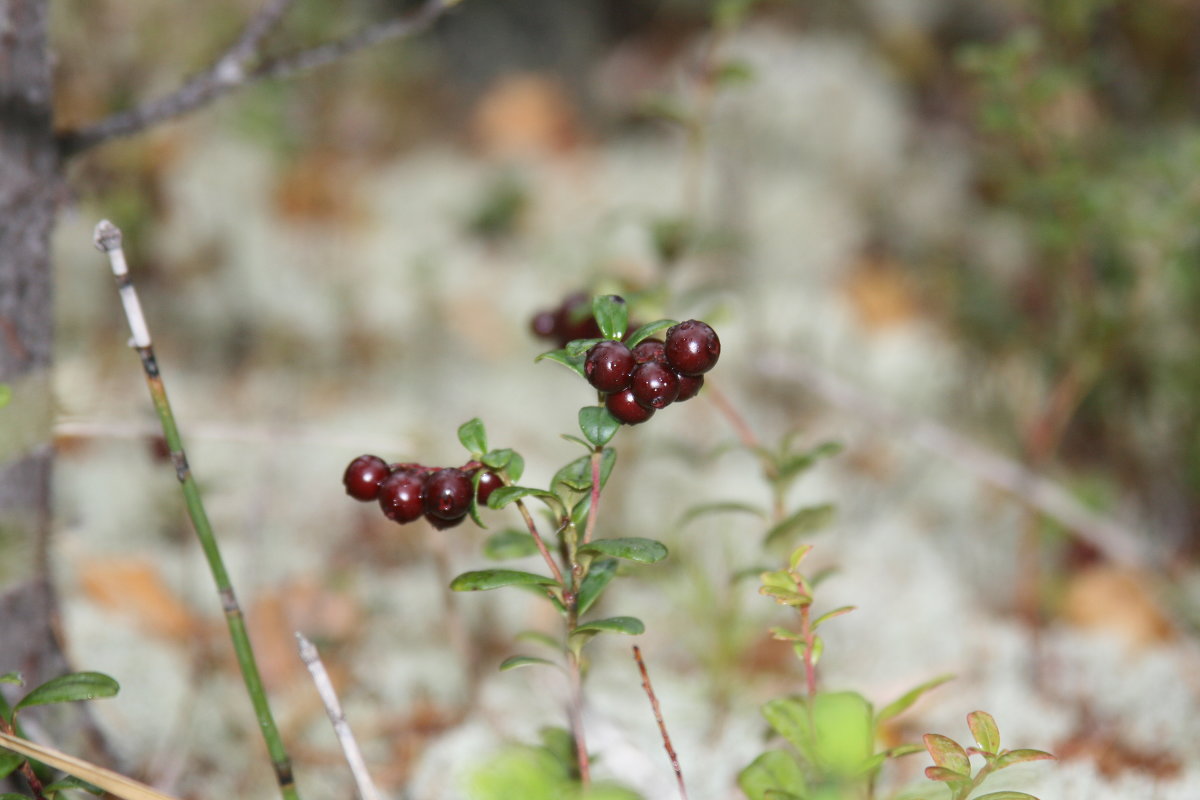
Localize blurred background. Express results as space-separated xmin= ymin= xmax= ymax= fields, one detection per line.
xmin=41 ymin=0 xmax=1200 ymax=797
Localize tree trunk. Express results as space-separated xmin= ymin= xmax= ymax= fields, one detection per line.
xmin=0 ymin=0 xmax=81 ymax=749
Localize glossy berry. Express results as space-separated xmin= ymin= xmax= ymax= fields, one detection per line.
xmin=423 ymin=468 xmax=473 ymax=522
xmin=584 ymin=341 xmax=635 ymax=393
xmin=631 ymin=338 xmax=667 ymax=365
xmin=378 ymin=468 xmax=427 ymax=523
xmin=427 ymin=513 xmax=466 ymax=530
xmin=675 ymin=373 xmax=704 ymax=402
xmin=475 ymin=469 xmax=503 ymax=505
xmin=630 ymin=361 xmax=680 ymax=410
xmin=343 ymin=455 xmax=391 ymax=501
xmin=665 ymin=320 xmax=720 ymax=376
xmin=557 ymin=293 xmax=603 ymax=345
xmin=605 ymin=388 xmax=655 ymax=425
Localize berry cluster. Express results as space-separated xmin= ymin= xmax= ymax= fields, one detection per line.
xmin=530 ymin=292 xmax=603 ymax=348
xmin=586 ymin=319 xmax=720 ymax=425
xmin=342 ymin=455 xmax=500 ymax=529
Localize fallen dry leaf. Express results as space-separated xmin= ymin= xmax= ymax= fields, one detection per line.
xmin=1060 ymin=564 xmax=1174 ymax=649
xmin=471 ymin=73 xmax=583 ymax=158
xmin=79 ymin=557 xmax=198 ymax=641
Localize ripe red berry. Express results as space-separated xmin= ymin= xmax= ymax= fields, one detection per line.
xmin=675 ymin=373 xmax=704 ymax=402
xmin=427 ymin=514 xmax=466 ymax=530
xmin=378 ymin=468 xmax=427 ymax=523
xmin=584 ymin=340 xmax=635 ymax=393
xmin=343 ymin=455 xmax=390 ymax=501
xmin=630 ymin=361 xmax=680 ymax=410
xmin=557 ymin=293 xmax=602 ymax=345
xmin=423 ymin=468 xmax=473 ymax=522
xmin=475 ymin=469 xmax=503 ymax=505
xmin=631 ymin=338 xmax=667 ymax=365
xmin=665 ymin=320 xmax=720 ymax=376
xmin=605 ymin=388 xmax=655 ymax=425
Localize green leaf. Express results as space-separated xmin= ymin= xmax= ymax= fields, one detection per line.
xmin=499 ymin=656 xmax=558 ymax=672
xmin=811 ymin=606 xmax=855 ymax=629
xmin=876 ymin=674 xmax=954 ymax=725
xmin=487 ymin=486 xmax=560 ymax=510
xmin=577 ymin=558 xmax=618 ymax=615
xmin=968 ymin=710 xmax=1001 ymax=755
xmin=763 ymin=504 xmax=836 ymax=548
xmin=761 ymin=698 xmax=813 ymax=760
xmin=565 ymin=337 xmax=605 ymax=357
xmin=482 ymin=448 xmax=513 ymax=470
xmin=676 ymin=501 xmax=766 ymax=528
xmin=923 ymin=733 xmax=970 ymax=776
xmin=16 ymin=672 xmax=119 ymax=711
xmin=0 ymin=674 xmax=21 ymax=686
xmin=468 ymin=469 xmax=487 ymax=529
xmin=450 ymin=569 xmax=559 ymax=592
xmin=0 ymin=752 xmax=23 ymax=780
xmin=535 ymin=348 xmax=587 ymax=379
xmin=715 ymin=58 xmax=755 ymax=85
xmin=560 ymin=434 xmax=593 ymax=450
xmin=737 ymin=750 xmax=807 ymax=800
xmin=624 ymin=319 xmax=677 ymax=349
xmin=769 ymin=626 xmax=800 ymax=641
xmin=592 ymin=295 xmax=628 ymax=340
xmin=573 ymin=616 xmax=644 ymax=636
xmin=483 ymin=529 xmax=540 ymax=560
xmin=0 ymin=385 xmax=10 ymax=410
xmin=762 ymin=693 xmax=875 ymax=777
xmin=925 ymin=765 xmax=969 ymax=783
xmin=884 ymin=743 xmax=927 ymax=758
xmin=972 ymin=793 xmax=1041 ymax=800
xmin=516 ymin=631 xmax=560 ymax=650
xmin=579 ymin=407 xmax=620 ymax=447
xmin=41 ymin=776 xmax=103 ymax=795
xmin=552 ymin=448 xmax=616 ymax=497
xmin=579 ymin=537 xmax=668 ymax=564
xmin=457 ymin=418 xmax=488 ymax=456
xmin=995 ymin=749 xmax=1056 ymax=769
xmin=777 ymin=441 xmax=843 ymax=482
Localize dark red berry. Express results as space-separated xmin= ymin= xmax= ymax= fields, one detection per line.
xmin=343 ymin=455 xmax=390 ymax=501
xmin=475 ymin=469 xmax=502 ymax=505
xmin=605 ymin=388 xmax=655 ymax=425
xmin=423 ymin=468 xmax=473 ymax=521
xmin=630 ymin=361 xmax=680 ymax=410
xmin=427 ymin=514 xmax=467 ymax=530
xmin=531 ymin=310 xmax=558 ymax=339
xmin=378 ymin=468 xmax=427 ymax=523
xmin=557 ymin=293 xmax=602 ymax=345
xmin=675 ymin=373 xmax=704 ymax=402
xmin=584 ymin=340 xmax=635 ymax=393
xmin=664 ymin=320 xmax=720 ymax=376
xmin=631 ymin=338 xmax=667 ymax=365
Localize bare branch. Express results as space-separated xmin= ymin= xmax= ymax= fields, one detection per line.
xmin=60 ymin=0 xmax=454 ymax=156
xmin=757 ymin=352 xmax=1156 ymax=569
xmin=632 ymin=646 xmax=688 ymax=800
xmin=296 ymin=632 xmax=383 ymax=800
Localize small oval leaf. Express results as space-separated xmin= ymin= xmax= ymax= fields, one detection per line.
xmin=764 ymin=504 xmax=836 ymax=548
xmin=995 ymin=749 xmax=1056 ymax=769
xmin=535 ymin=348 xmax=587 ymax=379
xmin=483 ymin=529 xmax=540 ymax=560
xmin=624 ymin=319 xmax=677 ymax=349
xmin=450 ymin=569 xmax=559 ymax=592
xmin=0 ymin=673 xmax=21 ymax=686
xmin=16 ymin=672 xmax=119 ymax=711
xmin=876 ymin=674 xmax=954 ymax=725
xmin=923 ymin=734 xmax=970 ymax=775
xmin=676 ymin=501 xmax=766 ymax=529
xmin=457 ymin=418 xmax=488 ymax=456
xmin=972 ymin=794 xmax=1041 ymax=800
xmin=579 ymin=406 xmax=620 ymax=448
xmin=0 ymin=752 xmax=24 ymax=780
xmin=487 ymin=486 xmax=559 ymax=510
xmin=592 ymin=295 xmax=628 ymax=340
xmin=573 ymin=616 xmax=644 ymax=636
xmin=968 ymin=710 xmax=1001 ymax=755
xmin=577 ymin=558 xmax=618 ymax=615
xmin=498 ymin=656 xmax=558 ymax=672
xmin=579 ymin=537 xmax=668 ymax=564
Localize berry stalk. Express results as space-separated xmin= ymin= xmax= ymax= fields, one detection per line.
xmin=93 ymin=220 xmax=300 ymax=800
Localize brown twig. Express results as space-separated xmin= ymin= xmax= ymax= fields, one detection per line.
xmin=632 ymin=646 xmax=688 ymax=800
xmin=514 ymin=500 xmax=565 ymax=586
xmin=60 ymin=0 xmax=455 ymax=156
xmin=583 ymin=448 xmax=602 ymax=545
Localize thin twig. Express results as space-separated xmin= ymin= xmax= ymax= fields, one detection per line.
xmin=632 ymin=646 xmax=688 ymax=800
xmin=704 ymin=382 xmax=761 ymax=452
xmin=93 ymin=220 xmax=300 ymax=800
xmin=61 ymin=0 xmax=455 ymax=155
xmin=583 ymin=448 xmax=602 ymax=545
xmin=565 ymin=650 xmax=591 ymax=788
xmin=515 ymin=499 xmax=565 ymax=586
xmin=757 ymin=352 xmax=1153 ymax=569
xmin=295 ymin=633 xmax=383 ymax=800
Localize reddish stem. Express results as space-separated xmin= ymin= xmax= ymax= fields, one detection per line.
xmin=515 ymin=499 xmax=565 ymax=586
xmin=583 ymin=448 xmax=602 ymax=545
xmin=800 ymin=605 xmax=817 ymax=702
xmin=633 ymin=646 xmax=689 ymax=800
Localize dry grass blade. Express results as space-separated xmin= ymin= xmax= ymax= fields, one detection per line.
xmin=0 ymin=732 xmax=183 ymax=800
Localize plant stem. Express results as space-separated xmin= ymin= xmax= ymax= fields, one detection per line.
xmin=583 ymin=447 xmax=602 ymax=545
xmin=632 ymin=646 xmax=688 ymax=800
xmin=515 ymin=499 xmax=565 ymax=586
xmin=565 ymin=648 xmax=591 ymax=787
xmin=93 ymin=221 xmax=299 ymax=800
xmin=0 ymin=716 xmax=47 ymax=800
xmin=800 ymin=605 xmax=816 ymax=702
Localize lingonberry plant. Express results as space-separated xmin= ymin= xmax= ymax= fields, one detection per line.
xmin=342 ymin=294 xmax=723 ymax=794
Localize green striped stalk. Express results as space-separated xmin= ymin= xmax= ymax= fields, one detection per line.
xmin=93 ymin=221 xmax=300 ymax=800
